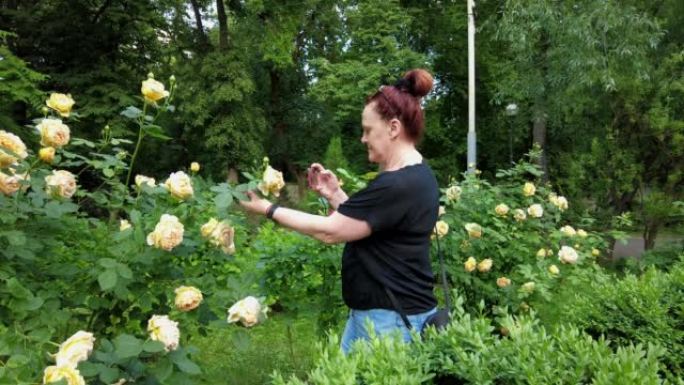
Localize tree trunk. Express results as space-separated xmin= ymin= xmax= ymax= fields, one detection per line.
xmin=216 ymin=0 xmax=229 ymax=50
xmin=189 ymin=0 xmax=209 ymax=49
xmin=532 ymin=109 xmax=549 ymax=182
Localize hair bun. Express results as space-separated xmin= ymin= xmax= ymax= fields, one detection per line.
xmin=402 ymin=69 xmax=433 ymax=98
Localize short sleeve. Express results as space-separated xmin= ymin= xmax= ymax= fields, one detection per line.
xmin=337 ymin=176 xmax=406 ymax=232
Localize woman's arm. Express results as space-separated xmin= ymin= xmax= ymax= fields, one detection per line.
xmin=240 ymin=191 xmax=370 ymax=244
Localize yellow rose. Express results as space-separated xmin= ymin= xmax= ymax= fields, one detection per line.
xmin=560 ymin=225 xmax=576 ymax=237
xmin=39 ymin=147 xmax=56 ymax=164
xmin=0 ymin=170 xmax=27 ymax=196
xmin=434 ymin=220 xmax=449 ymax=238
xmin=0 ymin=130 xmax=28 ymax=167
xmin=536 ymin=248 xmax=551 ymax=258
xmin=227 ymin=296 xmax=268 ymax=328
xmin=45 ymin=170 xmax=77 ymax=199
xmin=577 ymin=229 xmax=588 ymax=238
xmin=174 ymin=286 xmax=203 ymax=312
xmin=522 ymin=182 xmax=536 ymax=197
xmin=477 ymin=258 xmax=493 ymax=273
xmin=513 ymin=209 xmax=527 ymax=221
xmin=496 ymin=277 xmax=511 ymax=288
xmin=119 ymin=219 xmax=132 ymax=231
xmin=146 ymin=214 xmax=184 ymax=251
xmin=201 ymin=218 xmax=236 ymax=254
xmin=591 ymin=248 xmax=600 ymax=257
xmin=43 ymin=365 xmax=85 ymax=385
xmin=258 ymin=165 xmax=285 ymax=198
xmin=464 ymin=257 xmax=477 ymax=272
xmin=494 ymin=203 xmax=509 ymax=216
xmin=164 ymin=171 xmax=193 ymax=200
xmin=445 ymin=185 xmax=462 ymax=201
xmin=527 ymin=204 xmax=543 ymax=218
xmin=141 ymin=78 xmax=170 ymax=103
xmin=464 ymin=223 xmax=482 ymax=238
xmin=558 ymin=245 xmax=579 ymax=264
xmin=549 ymin=193 xmax=569 ymax=211
xmin=55 ymin=331 xmax=95 ymax=368
xmin=548 ymin=264 xmax=560 ymax=275
xmin=190 ymin=162 xmax=200 ymax=172
xmin=521 ymin=281 xmax=535 ymax=294
xmin=147 ymin=315 xmax=180 ymax=351
xmin=37 ymin=118 xmax=70 ymax=148
xmin=135 ymin=174 xmax=156 ymax=188
xmin=46 ymin=93 xmax=75 ymax=117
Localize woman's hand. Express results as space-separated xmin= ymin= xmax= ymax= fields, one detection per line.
xmin=239 ymin=190 xmax=272 ymax=216
xmin=307 ymin=163 xmax=341 ymax=200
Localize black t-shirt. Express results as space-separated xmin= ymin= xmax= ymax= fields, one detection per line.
xmin=337 ymin=162 xmax=439 ymax=314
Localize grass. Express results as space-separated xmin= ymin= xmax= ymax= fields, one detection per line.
xmin=192 ymin=312 xmax=326 ymax=385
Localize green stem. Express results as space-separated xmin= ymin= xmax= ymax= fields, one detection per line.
xmin=125 ymin=103 xmax=148 ymax=188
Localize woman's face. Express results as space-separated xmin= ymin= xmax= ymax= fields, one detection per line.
xmin=361 ymin=103 xmax=394 ymax=164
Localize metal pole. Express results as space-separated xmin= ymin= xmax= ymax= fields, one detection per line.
xmin=467 ymin=0 xmax=476 ymax=174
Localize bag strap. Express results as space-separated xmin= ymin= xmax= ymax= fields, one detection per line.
xmin=360 ymin=233 xmax=452 ymax=332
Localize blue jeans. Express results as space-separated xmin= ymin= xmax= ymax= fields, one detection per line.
xmin=340 ymin=307 xmax=437 ymax=353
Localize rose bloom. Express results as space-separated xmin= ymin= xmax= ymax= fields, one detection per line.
xmin=0 ymin=130 xmax=28 ymax=167
xmin=521 ymin=281 xmax=535 ymax=294
xmin=135 ymin=174 xmax=156 ymax=188
xmin=39 ymin=147 xmax=56 ymax=164
xmin=522 ymin=182 xmax=536 ymax=197
xmin=496 ymin=277 xmax=511 ymax=288
xmin=43 ymin=365 xmax=85 ymax=385
xmin=558 ymin=245 xmax=579 ymax=264
xmin=513 ymin=209 xmax=527 ymax=221
xmin=560 ymin=225 xmax=577 ymax=237
xmin=46 ymin=93 xmax=75 ymax=117
xmin=577 ymin=229 xmax=588 ymax=238
xmin=164 ymin=171 xmax=193 ymax=200
xmin=434 ymin=220 xmax=449 ymax=238
xmin=147 ymin=315 xmax=180 ymax=351
xmin=174 ymin=286 xmax=203 ymax=312
xmin=227 ymin=296 xmax=268 ymax=328
xmin=45 ymin=170 xmax=77 ymax=199
xmin=190 ymin=162 xmax=200 ymax=172
xmin=55 ymin=331 xmax=95 ymax=368
xmin=548 ymin=264 xmax=560 ymax=275
xmin=0 ymin=170 xmax=28 ymax=196
xmin=141 ymin=77 xmax=170 ymax=103
xmin=37 ymin=118 xmax=70 ymax=148
xmin=201 ymin=218 xmax=236 ymax=254
xmin=477 ymin=258 xmax=493 ymax=273
xmin=536 ymin=248 xmax=551 ymax=258
xmin=119 ymin=219 xmax=132 ymax=231
xmin=445 ymin=185 xmax=462 ymax=201
xmin=147 ymin=214 xmax=184 ymax=251
xmin=494 ymin=203 xmax=509 ymax=216
xmin=549 ymin=193 xmax=569 ymax=211
xmin=527 ymin=204 xmax=543 ymax=218
xmin=464 ymin=257 xmax=477 ymax=273
xmin=464 ymin=223 xmax=482 ymax=238
xmin=258 ymin=165 xmax=285 ymax=197
xmin=592 ymin=248 xmax=600 ymax=257
xmin=438 ymin=206 xmax=446 ymax=216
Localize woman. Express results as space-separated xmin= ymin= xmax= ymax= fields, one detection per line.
xmin=240 ymin=69 xmax=439 ymax=353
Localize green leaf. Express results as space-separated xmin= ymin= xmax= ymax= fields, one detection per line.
xmin=5 ymin=354 xmax=29 ymax=368
xmin=0 ymin=231 xmax=26 ymax=246
xmin=98 ymin=269 xmax=118 ymax=291
xmin=99 ymin=366 xmax=120 ymax=383
xmin=143 ymin=124 xmax=172 ymax=140
xmin=143 ymin=340 xmax=166 ymax=353
xmin=117 ymin=264 xmax=133 ymax=280
xmin=150 ymin=357 xmax=173 ymax=380
xmin=98 ymin=258 xmax=118 ymax=269
xmin=169 ymin=350 xmax=202 ymax=375
xmin=6 ymin=278 xmax=32 ymax=298
xmin=214 ymin=192 xmax=233 ymax=210
xmin=102 ymin=168 xmax=115 ymax=178
xmin=121 ymin=106 xmax=143 ymax=119
xmin=113 ymin=334 xmax=143 ymax=359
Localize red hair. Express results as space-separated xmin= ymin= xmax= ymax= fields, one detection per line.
xmin=366 ymin=69 xmax=434 ymax=142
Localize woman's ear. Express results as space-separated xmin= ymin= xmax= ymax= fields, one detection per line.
xmin=388 ymin=118 xmax=402 ymax=140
